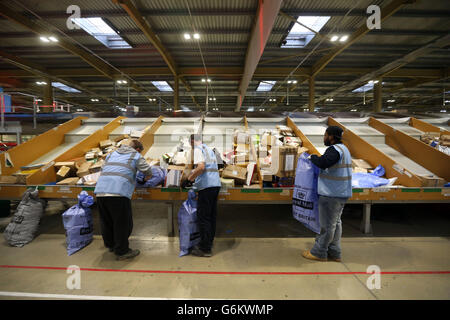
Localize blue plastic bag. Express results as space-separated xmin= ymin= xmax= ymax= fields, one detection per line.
xmin=136 ymin=166 xmax=166 ymax=187
xmin=369 ymin=165 xmax=385 ymax=177
xmin=352 ymin=172 xmax=390 ymax=188
xmin=292 ymin=153 xmax=321 ymax=234
xmin=178 ymin=190 xmax=200 ymax=257
xmin=62 ymin=191 xmax=94 ymax=256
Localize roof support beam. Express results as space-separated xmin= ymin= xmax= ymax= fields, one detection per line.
xmin=0 ymin=49 xmax=126 ymax=106
xmin=311 ymin=34 xmax=450 ymax=106
xmin=235 ymin=0 xmax=283 ymax=111
xmin=311 ymin=0 xmax=415 ymax=77
xmin=1 ymin=67 xmax=444 ymax=79
xmin=112 ymin=0 xmax=198 ymax=107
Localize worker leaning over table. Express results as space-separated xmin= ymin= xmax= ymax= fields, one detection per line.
xmin=94 ymin=139 xmax=152 ymax=261
xmin=302 ymin=126 xmax=352 ymax=262
xmin=183 ymin=134 xmax=222 ymax=257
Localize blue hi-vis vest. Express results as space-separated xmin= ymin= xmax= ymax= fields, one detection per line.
xmin=94 ymin=150 xmax=140 ymax=199
xmin=317 ymin=144 xmax=353 ymax=199
xmin=194 ymin=144 xmax=221 ymax=191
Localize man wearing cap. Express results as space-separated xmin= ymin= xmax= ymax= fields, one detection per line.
xmin=302 ymin=126 xmax=352 ymax=262
xmin=94 ymin=139 xmax=152 ymax=261
xmin=184 ymin=134 xmax=221 ymax=257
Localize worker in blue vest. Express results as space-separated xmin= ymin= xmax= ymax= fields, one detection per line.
xmin=94 ymin=139 xmax=152 ymax=261
xmin=302 ymin=126 xmax=352 ymax=262
xmin=184 ymin=134 xmax=221 ymax=257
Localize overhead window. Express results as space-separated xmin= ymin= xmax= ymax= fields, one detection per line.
xmin=71 ymin=17 xmax=132 ymax=49
xmin=52 ymin=82 xmax=81 ymax=93
xmin=281 ymin=16 xmax=330 ymax=48
xmin=256 ymin=80 xmax=276 ymax=92
xmin=152 ymin=81 xmax=174 ymax=92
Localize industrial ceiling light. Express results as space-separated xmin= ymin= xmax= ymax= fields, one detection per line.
xmin=339 ymin=35 xmax=349 ymax=42
xmin=387 ymin=99 xmax=395 ymax=103
xmin=116 ymin=80 xmax=127 ymax=84
xmin=184 ymin=33 xmax=191 ymax=40
xmin=39 ymin=36 xmax=50 ymax=42
xmin=326 ymin=98 xmax=334 ymax=102
xmin=201 ymin=78 xmax=211 ymax=83
xmin=330 ymin=35 xmax=339 ymax=42
xmin=193 ymin=33 xmax=200 ymax=39
xmin=48 ymin=36 xmax=58 ymax=42
xmin=36 ymin=81 xmax=47 ymax=85
xmin=351 ymin=109 xmax=357 ymax=112
xmin=91 ymin=98 xmax=99 ymax=102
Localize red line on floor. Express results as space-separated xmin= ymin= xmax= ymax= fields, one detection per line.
xmin=1 ymin=265 xmax=450 ymax=275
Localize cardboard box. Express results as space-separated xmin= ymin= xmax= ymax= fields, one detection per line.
xmin=173 ymin=151 xmax=188 ymax=165
xmin=0 ymin=176 xmax=18 ymax=184
xmin=220 ymin=178 xmax=235 ymax=188
xmin=165 ymin=165 xmax=186 ymax=187
xmin=56 ymin=177 xmax=80 ymax=185
xmin=77 ymin=162 xmax=92 ymax=178
xmin=100 ymin=140 xmax=113 ymax=149
xmin=246 ymin=163 xmax=256 ymax=186
xmin=353 ymin=167 xmax=368 ymax=173
xmin=222 ymin=165 xmax=247 ymax=183
xmin=418 ymin=175 xmax=446 ymax=187
xmin=85 ymin=152 xmax=96 ymax=160
xmin=270 ymin=146 xmax=297 ymax=177
xmin=114 ymin=134 xmax=129 ymax=143
xmin=130 ymin=130 xmax=143 ymax=139
xmin=440 ymin=134 xmax=450 ymax=142
xmin=54 ymin=161 xmax=76 ymax=170
xmin=56 ymin=166 xmax=72 ymax=181
xmin=80 ymin=172 xmax=101 ymax=186
xmin=235 ymin=131 xmax=250 ymax=144
xmin=236 ymin=143 xmax=250 ymax=153
xmin=89 ymin=160 xmax=104 ymax=174
xmin=351 ymin=159 xmax=373 ymax=170
xmin=12 ymin=169 xmax=38 ymax=184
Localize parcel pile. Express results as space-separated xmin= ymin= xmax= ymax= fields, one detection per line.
xmin=55 ymin=135 xmax=131 ymax=186
xmin=252 ymin=126 xmax=308 ymax=187
xmin=420 ymin=132 xmax=450 ymax=156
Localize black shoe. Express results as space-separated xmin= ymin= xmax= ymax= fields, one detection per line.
xmin=191 ymin=246 xmax=212 ymax=257
xmin=107 ymin=247 xmax=114 ymax=252
xmin=116 ymin=249 xmax=140 ymax=261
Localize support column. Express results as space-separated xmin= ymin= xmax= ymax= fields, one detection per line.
xmin=309 ymin=76 xmax=315 ymax=112
xmin=43 ymin=78 xmax=53 ymax=106
xmin=174 ymin=75 xmax=179 ymax=110
xmin=167 ymin=202 xmax=174 ymax=237
xmin=360 ymin=203 xmax=373 ymax=234
xmin=373 ymin=79 xmax=382 ymax=112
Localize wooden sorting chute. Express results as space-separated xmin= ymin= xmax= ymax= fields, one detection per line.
xmin=410 ymin=117 xmax=450 ymax=135
xmin=139 ymin=116 xmax=163 ymax=155
xmin=0 ymin=116 xmax=86 ymax=176
xmin=26 ymin=116 xmax=125 ymax=185
xmin=329 ymin=117 xmax=423 ymax=187
xmin=369 ymin=117 xmax=450 ymax=181
xmin=286 ymin=117 xmax=321 ymax=156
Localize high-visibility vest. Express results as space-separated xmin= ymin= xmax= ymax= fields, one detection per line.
xmin=193 ymin=144 xmax=221 ymax=191
xmin=317 ymin=144 xmax=353 ymax=198
xmin=94 ymin=150 xmax=140 ymax=199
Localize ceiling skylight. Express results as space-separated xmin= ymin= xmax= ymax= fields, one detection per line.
xmin=256 ymin=80 xmax=276 ymax=92
xmin=71 ymin=17 xmax=132 ymax=49
xmin=352 ymin=81 xmax=385 ymax=93
xmin=281 ymin=16 xmax=330 ymax=48
xmin=152 ymin=81 xmax=173 ymax=92
xmin=52 ymin=82 xmax=81 ymax=93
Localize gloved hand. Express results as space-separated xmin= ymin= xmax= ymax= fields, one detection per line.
xmin=181 ymin=179 xmax=193 ymax=189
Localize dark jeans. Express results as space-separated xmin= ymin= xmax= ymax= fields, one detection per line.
xmin=310 ymin=195 xmax=347 ymax=259
xmin=96 ymin=197 xmax=133 ymax=255
xmin=197 ymin=187 xmax=221 ymax=252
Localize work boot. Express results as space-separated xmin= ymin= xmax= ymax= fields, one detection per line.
xmin=301 ymin=250 xmax=327 ymax=262
xmin=191 ymin=246 xmax=212 ymax=257
xmin=116 ymin=249 xmax=140 ymax=261
xmin=327 ymin=255 xmax=342 ymax=262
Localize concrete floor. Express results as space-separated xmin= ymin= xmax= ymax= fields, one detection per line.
xmin=0 ymin=201 xmax=449 ymax=300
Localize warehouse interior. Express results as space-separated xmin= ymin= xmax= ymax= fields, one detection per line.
xmin=0 ymin=0 xmax=449 ymax=301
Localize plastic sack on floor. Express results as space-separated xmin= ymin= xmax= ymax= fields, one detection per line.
xmin=62 ymin=191 xmax=94 ymax=256
xmin=292 ymin=152 xmax=321 ymax=234
xmin=178 ymin=189 xmax=200 ymax=257
xmin=370 ymin=165 xmax=385 ymax=177
xmin=4 ymin=188 xmax=46 ymax=247
xmin=136 ymin=166 xmax=166 ymax=187
xmin=352 ymin=172 xmax=390 ymax=188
